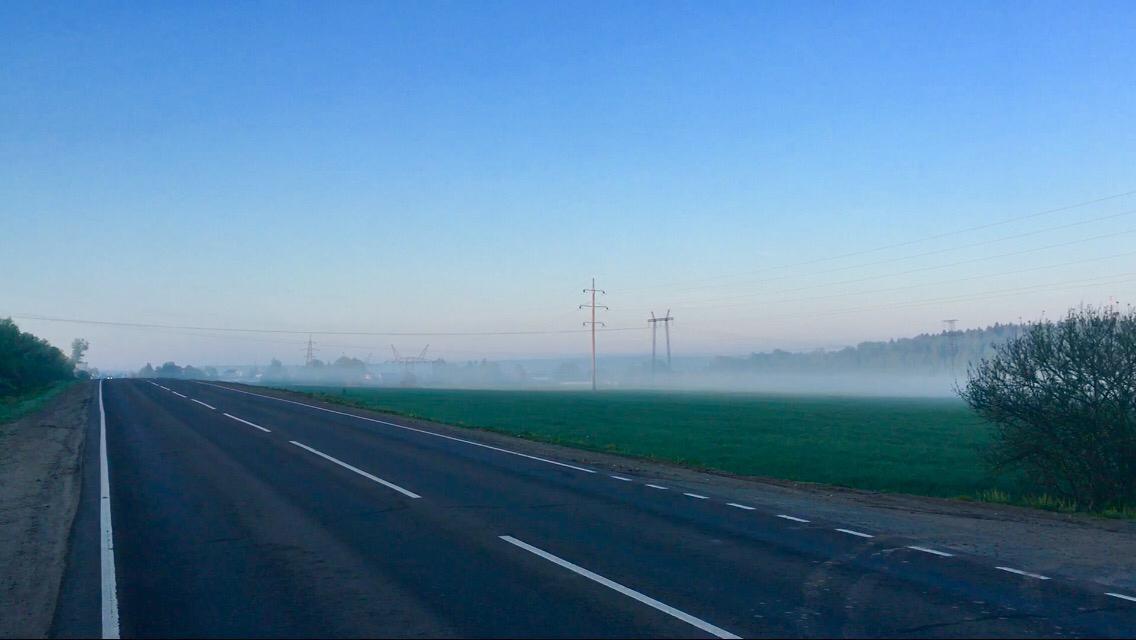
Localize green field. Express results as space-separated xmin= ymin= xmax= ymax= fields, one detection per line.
xmin=284 ymin=386 xmax=1015 ymax=499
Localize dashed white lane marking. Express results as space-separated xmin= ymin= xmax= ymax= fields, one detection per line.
xmin=98 ymin=381 xmax=120 ymax=639
xmin=683 ymin=492 xmax=709 ymax=499
xmin=610 ymin=475 xmax=633 ymax=482
xmin=726 ymin=502 xmax=755 ymax=511
xmin=836 ymin=528 xmax=874 ymax=538
xmin=645 ymin=484 xmax=669 ymax=490
xmin=223 ymin=413 xmax=271 ymax=433
xmin=908 ymin=545 xmax=954 ymax=557
xmin=907 ymin=545 xmax=954 ymax=557
xmin=191 ymin=399 xmax=216 ymax=410
xmin=996 ymin=566 xmax=1050 ymax=580
xmin=199 ymin=383 xmax=596 ymax=474
xmin=171 ymin=391 xmax=186 ymax=398
xmin=499 ymin=536 xmax=741 ymax=639
xmin=1107 ymin=592 xmax=1136 ymax=603
xmin=289 ymin=441 xmax=421 ymax=499
xmin=777 ymin=514 xmax=810 ymax=523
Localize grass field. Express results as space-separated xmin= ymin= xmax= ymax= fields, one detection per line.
xmin=0 ymin=381 xmax=77 ymax=425
xmin=284 ymin=386 xmax=1017 ymax=499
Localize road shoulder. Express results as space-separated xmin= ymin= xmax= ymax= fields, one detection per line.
xmin=0 ymin=381 xmax=94 ymax=638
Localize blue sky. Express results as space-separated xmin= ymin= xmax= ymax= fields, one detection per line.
xmin=2 ymin=1 xmax=1134 ymax=369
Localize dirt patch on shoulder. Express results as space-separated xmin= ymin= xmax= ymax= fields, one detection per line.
xmin=0 ymin=382 xmax=93 ymax=638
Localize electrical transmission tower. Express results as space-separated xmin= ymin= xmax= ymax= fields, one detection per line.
xmin=942 ymin=319 xmax=959 ymax=372
xmin=304 ymin=334 xmax=318 ymax=366
xmin=387 ymin=344 xmax=430 ymax=386
xmin=647 ymin=310 xmax=674 ymax=380
xmin=579 ymin=278 xmax=607 ymax=391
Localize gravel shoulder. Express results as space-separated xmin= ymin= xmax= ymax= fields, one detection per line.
xmin=0 ymin=382 xmax=93 ymax=639
xmin=239 ymin=382 xmax=1136 ymax=592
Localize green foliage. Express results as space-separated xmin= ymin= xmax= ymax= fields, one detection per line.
xmin=961 ymin=307 xmax=1136 ymax=511
xmin=0 ymin=318 xmax=75 ymax=398
xmin=283 ymin=386 xmax=1009 ymax=498
xmin=0 ymin=380 xmax=76 ymax=423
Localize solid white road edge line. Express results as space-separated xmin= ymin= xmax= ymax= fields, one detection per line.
xmin=645 ymin=484 xmax=669 ymax=490
xmin=996 ymin=566 xmax=1050 ymax=580
xmin=171 ymin=391 xmax=186 ymax=398
xmin=98 ymin=381 xmax=120 ymax=639
xmin=198 ymin=383 xmax=596 ymax=474
xmin=907 ymin=545 xmax=954 ymax=557
xmin=777 ymin=514 xmax=810 ymax=523
xmin=191 ymin=399 xmax=216 ymax=410
xmin=223 ymin=413 xmax=271 ymax=433
xmin=499 ymin=535 xmax=741 ymax=640
xmin=610 ymin=475 xmax=633 ymax=481
xmin=836 ymin=528 xmax=874 ymax=538
xmin=289 ymin=441 xmax=421 ymax=499
xmin=726 ymin=502 xmax=755 ymax=510
xmin=683 ymin=492 xmax=709 ymax=499
xmin=1106 ymin=592 xmax=1136 ymax=603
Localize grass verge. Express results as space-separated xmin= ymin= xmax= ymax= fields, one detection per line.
xmin=0 ymin=381 xmax=78 ymax=425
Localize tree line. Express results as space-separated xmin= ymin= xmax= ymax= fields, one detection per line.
xmin=0 ymin=318 xmax=85 ymax=397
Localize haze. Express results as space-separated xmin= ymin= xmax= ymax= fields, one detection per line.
xmin=2 ymin=1 xmax=1134 ymax=372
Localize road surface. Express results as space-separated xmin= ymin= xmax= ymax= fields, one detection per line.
xmin=52 ymin=379 xmax=1136 ymax=637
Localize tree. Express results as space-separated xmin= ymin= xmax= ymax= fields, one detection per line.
xmin=69 ymin=338 xmax=90 ymax=369
xmin=959 ymin=307 xmax=1136 ymax=510
xmin=0 ymin=318 xmax=74 ymax=396
xmin=156 ymin=361 xmax=183 ymax=378
xmin=137 ymin=363 xmax=155 ymax=378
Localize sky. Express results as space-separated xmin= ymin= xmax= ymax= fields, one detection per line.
xmin=2 ymin=1 xmax=1134 ymax=370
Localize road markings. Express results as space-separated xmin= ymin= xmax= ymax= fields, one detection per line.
xmin=610 ymin=475 xmax=633 ymax=482
xmin=289 ymin=441 xmax=421 ymax=499
xmin=836 ymin=528 xmax=874 ymax=538
xmin=171 ymin=391 xmax=186 ymax=398
xmin=996 ymin=566 xmax=1050 ymax=580
xmin=98 ymin=381 xmax=120 ymax=639
xmin=683 ymin=492 xmax=709 ymax=499
xmin=645 ymin=484 xmax=669 ymax=490
xmin=199 ymin=383 xmax=596 ymax=474
xmin=1107 ymin=592 xmax=1136 ymax=603
xmin=499 ymin=536 xmax=741 ymax=639
xmin=777 ymin=514 xmax=810 ymax=523
xmin=907 ymin=545 xmax=954 ymax=557
xmin=223 ymin=413 xmax=271 ymax=433
xmin=726 ymin=502 xmax=755 ymax=511
xmin=191 ymin=399 xmax=216 ymax=410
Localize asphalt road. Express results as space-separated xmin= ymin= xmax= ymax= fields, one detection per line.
xmin=53 ymin=379 xmax=1136 ymax=638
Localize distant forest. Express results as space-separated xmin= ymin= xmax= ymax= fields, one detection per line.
xmin=710 ymin=323 xmax=1026 ymax=376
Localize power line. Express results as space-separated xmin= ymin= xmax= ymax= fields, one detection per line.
xmin=615 ymin=189 xmax=1136 ymax=294
xmin=3 ymin=314 xmax=647 ymax=337
xmin=647 ymin=310 xmax=674 ymax=379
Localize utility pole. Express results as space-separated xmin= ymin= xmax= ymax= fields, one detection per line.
xmin=647 ymin=309 xmax=674 ymax=380
xmin=579 ymin=278 xmax=607 ymax=391
xmin=304 ymin=334 xmax=317 ymax=366
xmin=942 ymin=319 xmax=958 ymax=372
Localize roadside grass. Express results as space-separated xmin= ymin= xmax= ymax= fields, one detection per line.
xmin=0 ymin=380 xmax=77 ymax=425
xmin=281 ymin=385 xmax=1029 ymax=499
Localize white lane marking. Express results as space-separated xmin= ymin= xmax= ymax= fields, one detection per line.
xmin=1107 ymin=592 xmax=1136 ymax=603
xmin=499 ymin=536 xmax=741 ymax=639
xmin=171 ymin=391 xmax=186 ymax=398
xmin=98 ymin=381 xmax=121 ymax=639
xmin=289 ymin=441 xmax=421 ymax=499
xmin=223 ymin=413 xmax=271 ymax=433
xmin=683 ymin=492 xmax=709 ymax=499
xmin=191 ymin=399 xmax=216 ymax=410
xmin=907 ymin=545 xmax=954 ymax=557
xmin=996 ymin=566 xmax=1050 ymax=580
xmin=159 ymin=386 xmax=169 ymax=391
xmin=777 ymin=514 xmax=810 ymax=523
xmin=726 ymin=502 xmax=755 ymax=510
xmin=836 ymin=528 xmax=874 ymax=538
xmin=645 ymin=484 xmax=669 ymax=490
xmin=610 ymin=475 xmax=633 ymax=482
xmin=147 ymin=381 xmax=159 ymax=387
xmin=198 ymin=383 xmax=596 ymax=474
